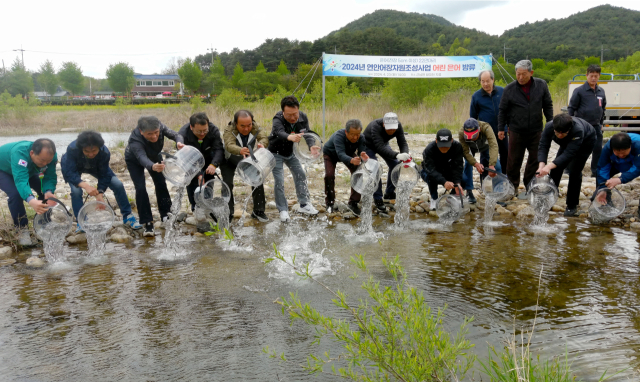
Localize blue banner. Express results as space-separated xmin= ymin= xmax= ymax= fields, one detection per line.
xmin=323 ymin=54 xmax=492 ymax=78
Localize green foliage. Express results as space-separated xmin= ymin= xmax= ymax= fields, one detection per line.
xmin=177 ymin=58 xmax=203 ymax=94
xmin=190 ymin=96 xmax=204 ymax=113
xmin=0 ymin=92 xmax=38 ymax=121
xmin=231 ymin=63 xmax=245 ymax=89
xmin=216 ymin=88 xmax=245 ymax=113
xmin=265 ymin=247 xmax=476 ymax=381
xmin=275 ymin=60 xmax=290 ymax=75
xmin=383 ymin=77 xmax=456 ymax=107
xmin=3 ymin=58 xmax=34 ymax=97
xmin=207 ymin=57 xmax=230 ymax=94
xmin=106 ymin=62 xmax=135 ymax=94
xmin=309 ymin=77 xmax=360 ymax=108
xmin=38 ymin=60 xmax=58 ymax=97
xmin=204 ymin=222 xmax=234 ymax=243
xmin=58 ymin=62 xmax=84 ymax=95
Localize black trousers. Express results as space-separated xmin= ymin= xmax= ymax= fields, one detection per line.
xmin=591 ymin=125 xmax=603 ymax=174
xmin=549 ymin=138 xmax=596 ymax=209
xmin=219 ymin=154 xmax=266 ymax=214
xmin=125 ymin=159 xmax=171 ymax=224
xmin=507 ymin=130 xmax=542 ymax=190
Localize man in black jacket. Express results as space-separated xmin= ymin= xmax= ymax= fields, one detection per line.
xmin=420 ymin=129 xmax=464 ymax=211
xmin=268 ymin=95 xmax=319 ymax=222
xmin=363 ymin=112 xmax=410 ymax=214
xmin=323 ymin=119 xmax=369 ymax=215
xmin=568 ymin=64 xmax=607 ymax=177
xmin=498 ymin=60 xmax=554 ymax=197
xmin=178 ymin=112 xmax=224 ymax=212
xmin=125 ymin=116 xmax=184 ymax=237
xmin=537 ymin=114 xmax=596 ymax=216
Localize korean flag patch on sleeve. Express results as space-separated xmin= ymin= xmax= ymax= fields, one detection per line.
xmin=18 ymin=159 xmax=28 ymax=167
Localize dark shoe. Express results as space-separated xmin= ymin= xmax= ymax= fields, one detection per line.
xmin=143 ymin=222 xmax=155 ymax=237
xmin=347 ymin=202 xmax=361 ymax=216
xmin=564 ymin=207 xmax=579 ymax=217
xmin=383 ymin=192 xmax=396 ymax=201
xmin=466 ymin=190 xmax=477 ymax=204
xmin=326 ymin=204 xmax=335 ymax=214
xmin=374 ymin=199 xmax=387 ymax=213
xmin=497 ymin=201 xmax=507 ymax=207
xmin=251 ymin=210 xmax=269 ymax=222
xmin=590 ymin=171 xmax=597 ymax=178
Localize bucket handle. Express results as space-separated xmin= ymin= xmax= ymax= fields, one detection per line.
xmin=82 ymin=192 xmax=115 ymax=211
xmin=455 ymin=184 xmax=464 ymax=208
xmin=246 ymin=136 xmax=258 ymax=162
xmin=159 ymin=151 xmax=177 ymax=160
xmin=43 ymin=197 xmax=72 ymax=217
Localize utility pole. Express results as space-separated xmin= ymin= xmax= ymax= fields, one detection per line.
xmin=600 ymin=45 xmax=609 ymax=65
xmin=207 ymin=44 xmax=215 ymax=68
xmin=13 ymin=44 xmax=25 ymax=68
xmin=503 ymin=43 xmax=512 ymax=64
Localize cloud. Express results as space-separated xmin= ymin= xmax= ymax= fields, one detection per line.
xmin=410 ymin=1 xmax=507 ymax=24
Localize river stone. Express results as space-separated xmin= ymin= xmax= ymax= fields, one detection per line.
xmin=630 ymin=222 xmax=640 ymax=230
xmin=184 ymin=217 xmax=197 ymax=226
xmin=0 ymin=246 xmax=12 ymax=258
xmin=551 ymin=205 xmax=564 ymax=212
xmin=342 ymin=212 xmax=357 ymax=220
xmin=266 ymin=201 xmax=277 ymax=210
xmin=0 ymin=258 xmax=16 ymax=267
xmin=428 ymin=211 xmax=438 ymax=217
xmin=67 ymin=233 xmax=87 ymax=244
xmin=516 ymin=206 xmax=535 ymax=220
xmin=496 ymin=206 xmax=511 ymax=215
xmin=176 ymin=212 xmax=187 ymax=222
xmin=26 ymin=256 xmax=45 ymax=268
xmin=110 ymin=234 xmax=133 ymax=243
xmin=628 ymin=200 xmax=639 ymax=207
xmin=415 ymin=206 xmax=425 ymax=213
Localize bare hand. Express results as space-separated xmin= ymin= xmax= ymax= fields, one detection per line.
xmin=596 ymin=192 xmax=608 ymax=205
xmin=360 ymin=152 xmax=369 ymax=161
xmin=29 ymin=198 xmax=49 ymax=215
xmin=310 ymin=146 xmax=320 ymax=157
xmin=177 ymin=142 xmax=185 ymax=150
xmin=240 ymin=147 xmax=250 ymax=157
xmin=257 ymin=143 xmax=265 ymax=149
xmin=287 ymin=133 xmax=303 ymax=143
xmin=605 ymin=178 xmax=622 ymax=189
xmin=473 ymin=162 xmax=484 ymax=173
xmin=350 ymin=157 xmax=362 ymax=166
xmin=96 ymin=194 xmax=105 ymax=203
xmin=84 ymin=185 xmax=99 ymax=197
xmin=44 ymin=192 xmax=57 ymax=207
xmin=444 ymin=181 xmax=455 ymax=190
xmin=498 ymin=131 xmax=505 ymax=140
xmin=536 ymin=163 xmax=548 ymax=177
xmin=488 ymin=166 xmax=497 ymax=178
xmin=152 ymin=163 xmax=165 ymax=172
xmin=205 ymin=165 xmax=217 ymax=175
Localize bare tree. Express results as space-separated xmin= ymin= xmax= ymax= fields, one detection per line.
xmin=161 ymin=56 xmax=186 ymax=75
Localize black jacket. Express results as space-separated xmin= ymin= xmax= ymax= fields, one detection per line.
xmin=538 ymin=117 xmax=596 ymax=169
xmin=268 ymin=110 xmax=314 ymax=157
xmin=323 ymin=129 xmax=367 ymax=164
xmin=568 ymin=81 xmax=607 ymax=127
xmin=363 ymin=118 xmax=409 ymax=161
xmin=422 ymin=141 xmax=464 ymax=185
xmin=498 ymin=77 xmax=554 ymax=136
xmin=178 ymin=122 xmax=224 ymax=168
xmin=124 ymin=124 xmax=184 ymax=171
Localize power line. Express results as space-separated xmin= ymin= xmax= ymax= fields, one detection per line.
xmin=19 ymin=49 xmax=192 ymax=57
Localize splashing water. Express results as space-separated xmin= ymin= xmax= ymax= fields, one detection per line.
xmin=210 ymin=198 xmax=230 ymax=230
xmin=357 ymin=181 xmax=376 ymax=234
xmin=484 ymin=195 xmax=497 ymax=223
xmin=394 ymin=180 xmax=412 ymax=227
xmin=235 ymin=187 xmax=258 ymax=228
xmin=41 ymin=226 xmax=68 ymax=263
xmin=84 ymin=221 xmax=112 ymax=257
xmin=163 ymin=186 xmax=185 ymax=253
xmin=531 ymin=194 xmax=552 ymax=226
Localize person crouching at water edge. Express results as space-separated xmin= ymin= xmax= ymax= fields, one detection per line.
xmin=0 ymin=139 xmax=58 ymax=246
xmin=323 ymin=119 xmax=369 ymax=216
xmin=459 ymin=118 xmax=501 ymax=205
xmin=537 ymin=113 xmax=596 ymax=217
xmin=62 ymin=130 xmax=143 ymax=233
xmin=221 ymin=110 xmax=269 ymax=223
xmin=125 ymin=116 xmax=185 ymax=237
xmin=178 ymin=112 xmax=224 ymax=215
xmin=594 ymin=132 xmax=640 ymax=217
xmin=420 ymin=129 xmax=464 ymax=211
xmin=268 ymin=95 xmax=319 ymax=222
xmin=363 ymin=112 xmax=410 ymax=215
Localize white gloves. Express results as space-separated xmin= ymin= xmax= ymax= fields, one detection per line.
xmin=396 ymin=153 xmax=411 ymax=161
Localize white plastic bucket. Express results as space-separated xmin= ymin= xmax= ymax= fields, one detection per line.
xmin=163 ymin=146 xmax=206 ymax=186
xmin=351 ymin=159 xmax=382 ymax=194
xmin=235 ymin=148 xmax=276 ymax=187
xmin=293 ymin=132 xmax=323 ymax=165
xmin=77 ymin=201 xmax=115 ymax=234
xmin=589 ymin=188 xmax=626 ymax=223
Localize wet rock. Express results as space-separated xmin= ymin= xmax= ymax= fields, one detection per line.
xmin=316 ymin=205 xmax=326 ymax=213
xmin=66 ymin=233 xmax=87 ymax=244
xmin=194 ymin=232 xmax=205 ymax=237
xmin=428 ymin=211 xmax=438 ymax=217
xmin=184 ymin=217 xmax=197 ymax=226
xmin=630 ymin=222 xmax=640 ymax=230
xmin=418 ymin=202 xmax=429 ymax=211
xmin=110 ymin=234 xmax=133 ymax=243
xmin=628 ymin=200 xmax=639 ymax=207
xmin=415 ymin=206 xmax=425 ymax=213
xmin=496 ymin=206 xmax=511 ymax=215
xmin=0 ymin=258 xmax=16 ymax=267
xmin=26 ymin=256 xmax=45 ymax=268
xmin=266 ymin=201 xmax=277 ymax=210
xmin=176 ymin=212 xmax=187 ymax=222
xmin=154 ymin=221 xmax=163 ymax=229
xmin=342 ymin=212 xmax=357 ymax=220
xmin=516 ymin=206 xmax=535 ymax=220
xmin=470 ymin=204 xmax=477 ymax=211
xmin=0 ymin=246 xmax=13 ymax=258
xmin=551 ymin=205 xmax=564 ymax=212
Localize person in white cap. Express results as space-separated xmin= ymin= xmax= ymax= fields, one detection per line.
xmin=363 ymin=112 xmax=410 ymax=215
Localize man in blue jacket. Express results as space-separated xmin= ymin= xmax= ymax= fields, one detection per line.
xmin=470 ymin=69 xmax=506 ymax=173
xmin=62 ymin=130 xmax=142 ymax=233
xmin=595 ymin=132 xmax=640 ymax=216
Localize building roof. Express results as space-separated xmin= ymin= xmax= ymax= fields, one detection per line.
xmin=34 ymin=91 xmax=71 ymax=97
xmin=132 ymin=86 xmax=175 ymax=92
xmin=93 ymin=91 xmax=114 ymax=95
xmin=134 ymin=74 xmax=180 ymax=80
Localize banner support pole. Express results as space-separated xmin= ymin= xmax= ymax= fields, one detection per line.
xmin=322 ymin=52 xmax=326 ymax=141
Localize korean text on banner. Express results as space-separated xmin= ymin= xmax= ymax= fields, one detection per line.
xmin=322 ymin=54 xmax=492 ymax=79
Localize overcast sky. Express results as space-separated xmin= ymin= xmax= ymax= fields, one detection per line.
xmin=1 ymin=0 xmax=638 ymax=78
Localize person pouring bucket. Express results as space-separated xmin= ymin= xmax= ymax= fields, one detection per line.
xmin=420 ymin=129 xmax=464 ymax=211
xmin=363 ymin=112 xmax=411 ymax=215
xmin=0 ymin=139 xmax=58 ymax=246
xmin=459 ymin=118 xmax=501 ymax=205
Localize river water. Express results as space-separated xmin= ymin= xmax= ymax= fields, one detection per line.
xmin=1 ymin=213 xmax=639 ymax=381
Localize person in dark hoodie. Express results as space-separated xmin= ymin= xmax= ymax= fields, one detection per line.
xmin=178 ymin=112 xmax=224 ymax=212
xmin=322 ymin=119 xmax=369 ymax=215
xmin=268 ymin=95 xmax=319 ymax=222
xmin=124 ymin=116 xmax=184 ymax=237
xmin=420 ymin=129 xmax=464 ymax=211
xmin=537 ymin=113 xmax=596 ymax=216
xmin=363 ymin=112 xmax=410 ymax=215
xmin=62 ymin=130 xmax=142 ymax=233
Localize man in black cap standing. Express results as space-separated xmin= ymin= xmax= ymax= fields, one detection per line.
xmin=459 ymin=118 xmax=501 ymax=204
xmin=363 ymin=112 xmax=411 ymax=215
xmin=420 ymin=129 xmax=464 ymax=210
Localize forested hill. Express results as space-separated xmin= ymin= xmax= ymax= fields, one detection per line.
xmin=195 ymin=4 xmax=640 ymax=75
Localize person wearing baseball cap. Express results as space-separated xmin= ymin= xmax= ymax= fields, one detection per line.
xmin=459 ymin=118 xmax=501 ymax=204
xmin=363 ymin=112 xmax=411 ymax=215
xmin=420 ymin=129 xmax=464 ymax=210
